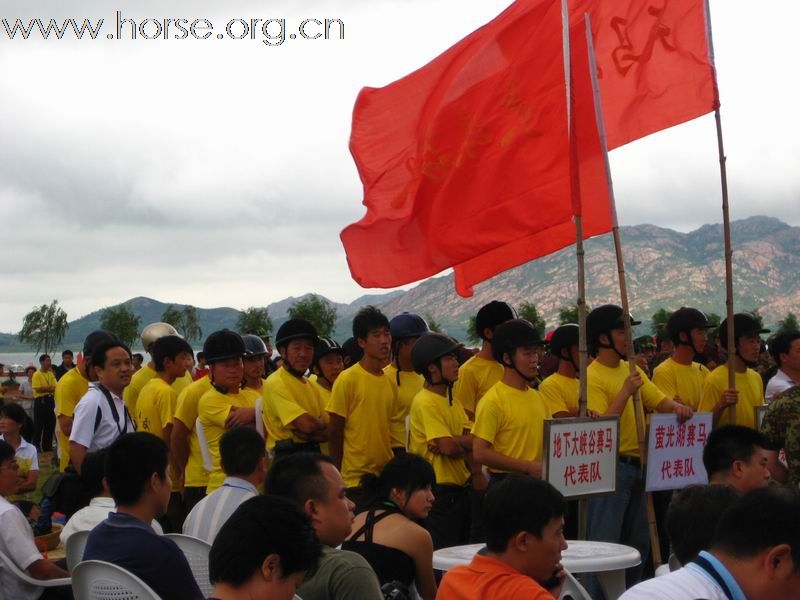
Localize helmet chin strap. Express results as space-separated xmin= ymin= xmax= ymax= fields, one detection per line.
xmin=598 ymin=332 xmax=627 ymax=361
xmin=560 ymin=348 xmax=579 ymax=374
xmin=503 ymin=356 xmax=537 ymax=385
xmin=430 ymin=359 xmax=455 ymax=405
xmin=735 ymin=347 xmax=758 ymax=369
xmin=678 ymin=332 xmax=703 ymax=357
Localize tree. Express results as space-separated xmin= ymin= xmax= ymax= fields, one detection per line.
xmin=100 ymin=304 xmax=141 ymax=347
xmin=706 ymin=312 xmax=722 ymax=343
xmin=161 ymin=304 xmax=183 ymax=329
xmin=777 ymin=312 xmax=800 ymax=335
xmin=288 ymin=295 xmax=337 ymax=338
xmin=426 ymin=315 xmax=443 ymax=334
xmin=558 ymin=304 xmax=591 ymax=326
xmin=161 ymin=304 xmax=203 ymax=342
xmin=650 ymin=308 xmax=673 ymax=338
xmin=518 ymin=302 xmax=546 ymax=338
xmin=236 ymin=307 xmax=273 ymax=339
xmin=466 ymin=316 xmax=481 ymax=345
xmin=18 ymin=299 xmax=69 ymax=355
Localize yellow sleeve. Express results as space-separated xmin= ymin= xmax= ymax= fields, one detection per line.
xmin=419 ymin=399 xmax=454 ymax=442
xmin=202 ymin=395 xmax=232 ymax=429
xmin=159 ymin=388 xmax=177 ymax=433
xmin=55 ymin=379 xmax=75 ymax=417
xmin=651 ymin=364 xmax=677 ymax=399
xmin=31 ymin=372 xmax=45 ymax=388
xmin=174 ymin=387 xmax=198 ymax=429
xmin=453 ymin=367 xmax=479 ymax=414
xmin=326 ymin=374 xmax=351 ymax=418
xmin=637 ymin=367 xmax=667 ymax=411
xmin=587 ymin=374 xmax=610 ymax=415
xmin=388 ymin=379 xmax=405 ymax=448
xmin=268 ymin=380 xmax=307 ymax=427
xmin=698 ymin=376 xmax=722 ymax=413
xmin=539 ymin=378 xmax=570 ymax=416
xmin=471 ymin=395 xmax=501 ymax=444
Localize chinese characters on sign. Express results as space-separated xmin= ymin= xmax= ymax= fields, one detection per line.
xmin=544 ymin=417 xmax=619 ymax=498
xmin=645 ymin=413 xmax=712 ymax=492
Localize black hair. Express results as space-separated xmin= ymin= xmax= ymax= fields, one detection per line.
xmin=81 ymin=449 xmax=109 ymax=499
xmin=61 ymin=350 xmax=73 ymax=358
xmin=769 ymin=332 xmax=800 ymax=369
xmin=220 ymin=427 xmax=266 ymax=477
xmin=197 ymin=352 xmax=205 ymax=361
xmin=360 ymin=453 xmax=435 ymax=508
xmin=106 ymin=432 xmax=168 ymax=506
xmin=0 ymin=439 xmax=14 ymax=463
xmin=132 ymin=353 xmax=144 ymax=361
xmin=352 ymin=305 xmax=390 ymax=341
xmin=703 ymin=425 xmax=770 ymax=479
xmin=209 ymin=495 xmax=322 ymax=586
xmin=666 ymin=484 xmax=739 ymax=565
xmin=39 ymin=354 xmax=50 ymax=364
xmin=484 ymin=476 xmax=565 ymax=553
xmin=24 ymin=366 xmax=36 ymax=376
xmin=266 ymin=453 xmax=335 ymax=506
xmin=0 ymin=403 xmax=26 ymax=425
xmin=712 ymin=486 xmax=800 ymax=569
xmin=91 ymin=340 xmax=132 ymax=370
xmin=151 ymin=335 xmax=193 ymax=372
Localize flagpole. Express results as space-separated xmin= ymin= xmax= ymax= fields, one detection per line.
xmin=704 ymin=0 xmax=736 ymax=423
xmin=584 ymin=13 xmax=662 ymax=568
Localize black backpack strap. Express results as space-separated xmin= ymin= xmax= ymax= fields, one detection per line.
xmin=692 ymin=555 xmax=734 ymax=600
xmin=94 ymin=405 xmax=102 ymax=433
xmin=96 ymin=384 xmax=131 ymax=435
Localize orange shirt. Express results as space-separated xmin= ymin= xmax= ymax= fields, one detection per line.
xmin=437 ymin=554 xmax=555 ymax=600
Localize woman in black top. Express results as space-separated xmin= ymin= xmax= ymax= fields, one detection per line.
xmin=342 ymin=454 xmax=437 ymax=600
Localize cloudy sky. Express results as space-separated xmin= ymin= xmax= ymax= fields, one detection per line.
xmin=1 ymin=0 xmax=798 ymax=332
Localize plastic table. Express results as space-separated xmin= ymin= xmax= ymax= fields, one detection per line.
xmin=432 ymin=540 xmax=641 ymax=600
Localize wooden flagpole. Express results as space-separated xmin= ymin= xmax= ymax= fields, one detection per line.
xmin=584 ymin=13 xmax=661 ymax=567
xmin=704 ymin=0 xmax=737 ymax=422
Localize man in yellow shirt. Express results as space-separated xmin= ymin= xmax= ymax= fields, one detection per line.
xmin=472 ymin=319 xmax=551 ymax=482
xmin=311 ymin=338 xmax=346 ymax=406
xmin=31 ymin=354 xmax=57 ymax=452
xmin=262 ymin=320 xmax=329 ymax=460
xmin=172 ymin=373 xmax=213 ymax=513
xmin=385 ymin=313 xmax=429 ymax=422
xmin=327 ymin=306 xmax=404 ymax=509
xmin=652 ymin=307 xmax=713 ymax=410
xmin=123 ymin=322 xmax=193 ymax=421
xmin=538 ymin=324 xmax=580 ymax=418
xmin=584 ymin=304 xmax=692 ymax=591
xmin=197 ymin=329 xmax=257 ymax=493
xmin=55 ymin=330 xmax=118 ymax=471
xmin=409 ymin=333 xmax=477 ymax=548
xmin=698 ymin=313 xmax=769 ymax=429
xmin=453 ymin=301 xmax=516 ymax=421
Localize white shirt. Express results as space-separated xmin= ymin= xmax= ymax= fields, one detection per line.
xmin=69 ymin=384 xmax=135 ymax=451
xmin=183 ymin=476 xmax=257 ymax=544
xmin=0 ymin=435 xmax=38 ymax=474
xmin=60 ymin=497 xmax=163 ymax=545
xmin=765 ymin=369 xmax=798 ymax=403
xmin=620 ymin=564 xmax=730 ymax=600
xmin=0 ymin=496 xmax=43 ymax=600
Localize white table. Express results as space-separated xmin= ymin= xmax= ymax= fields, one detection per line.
xmin=433 ymin=540 xmax=641 ymax=600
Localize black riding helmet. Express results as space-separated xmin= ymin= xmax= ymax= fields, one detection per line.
xmin=668 ymin=307 xmax=713 ymax=355
xmin=275 ymin=319 xmax=319 ymax=349
xmin=313 ymin=338 xmax=345 ymax=386
xmin=411 ymin=333 xmax=462 ymax=403
xmin=492 ymin=319 xmax=543 ymax=383
xmin=719 ymin=313 xmax=770 ymax=367
xmin=203 ymin=329 xmax=246 ymax=364
xmin=549 ymin=324 xmax=580 ymax=371
xmin=241 ymin=334 xmax=269 ymax=358
xmin=587 ymin=304 xmax=641 ymax=359
xmin=475 ymin=301 xmax=517 ymax=341
xmin=390 ymin=313 xmax=430 ymax=385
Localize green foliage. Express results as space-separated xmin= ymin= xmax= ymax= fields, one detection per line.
xmin=558 ymin=304 xmax=589 ymax=326
xmin=236 ymin=307 xmax=273 ymax=339
xmin=518 ymin=302 xmax=546 ymax=338
xmin=100 ymin=304 xmax=141 ymax=347
xmin=466 ymin=315 xmax=481 ymax=345
xmin=426 ymin=315 xmax=443 ymax=334
xmin=161 ymin=304 xmax=203 ymax=342
xmin=18 ymin=299 xmax=69 ymax=355
xmin=777 ymin=312 xmax=800 ymax=335
xmin=650 ymin=308 xmax=673 ymax=338
xmin=288 ymin=295 xmax=337 ymax=338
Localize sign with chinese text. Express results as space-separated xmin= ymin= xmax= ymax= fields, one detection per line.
xmin=544 ymin=417 xmax=619 ymax=499
xmin=645 ymin=413 xmax=712 ymax=492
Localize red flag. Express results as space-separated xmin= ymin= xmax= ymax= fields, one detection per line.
xmin=341 ymin=0 xmax=576 ymax=289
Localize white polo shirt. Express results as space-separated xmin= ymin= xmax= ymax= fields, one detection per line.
xmin=70 ymin=384 xmax=135 ymax=451
xmin=765 ymin=369 xmax=798 ymax=403
xmin=0 ymin=496 xmax=43 ymax=600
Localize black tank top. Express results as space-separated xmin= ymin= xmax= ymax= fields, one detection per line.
xmin=341 ymin=506 xmax=417 ymax=588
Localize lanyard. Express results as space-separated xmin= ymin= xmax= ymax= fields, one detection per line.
xmin=692 ymin=555 xmax=734 ymax=600
xmin=97 ymin=384 xmax=130 ymax=436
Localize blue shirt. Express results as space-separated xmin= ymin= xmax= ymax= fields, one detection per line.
xmin=84 ymin=512 xmax=204 ymax=600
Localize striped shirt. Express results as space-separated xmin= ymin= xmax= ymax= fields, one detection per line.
xmin=182 ymin=477 xmax=258 ymax=543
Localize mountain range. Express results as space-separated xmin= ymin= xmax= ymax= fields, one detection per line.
xmin=2 ymin=216 xmax=798 ymax=351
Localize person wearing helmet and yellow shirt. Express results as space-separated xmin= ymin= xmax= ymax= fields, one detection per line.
xmin=538 ymin=324 xmax=581 ymax=418
xmin=385 ymin=313 xmax=429 ymax=423
xmin=652 ymin=307 xmax=714 ymax=411
xmin=698 ymin=313 xmax=769 ymax=429
xmin=197 ymin=330 xmax=257 ymax=493
xmin=262 ymin=320 xmax=328 ymax=461
xmin=124 ymin=322 xmax=193 ymax=422
xmin=453 ymin=301 xmax=516 ymax=421
xmin=311 ymin=338 xmax=346 ymax=407
xmin=240 ymin=334 xmax=268 ymax=403
xmin=172 ymin=373 xmax=214 ymax=513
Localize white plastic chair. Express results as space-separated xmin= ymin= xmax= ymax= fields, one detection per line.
xmin=71 ymin=560 xmax=159 ymax=599
xmin=65 ymin=529 xmax=91 ymax=572
xmin=0 ymin=550 xmax=71 ymax=600
xmin=164 ymin=533 xmax=213 ymax=596
xmin=559 ymin=570 xmax=591 ymax=600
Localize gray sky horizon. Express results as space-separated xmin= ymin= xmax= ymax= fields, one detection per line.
xmin=1 ymin=0 xmax=798 ymax=332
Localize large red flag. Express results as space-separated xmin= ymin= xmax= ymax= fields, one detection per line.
xmin=341 ymin=0 xmax=576 ymax=290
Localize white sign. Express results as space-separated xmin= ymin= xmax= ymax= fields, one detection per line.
xmin=544 ymin=417 xmax=619 ymax=499
xmin=645 ymin=413 xmax=712 ymax=492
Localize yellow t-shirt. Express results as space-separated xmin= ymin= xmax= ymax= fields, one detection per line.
xmin=198 ymin=387 xmax=257 ymax=493
xmin=453 ymin=355 xmax=503 ymax=417
xmin=124 ymin=364 xmax=192 ymax=423
xmin=31 ymin=370 xmax=57 ymax=398
xmin=471 ymin=381 xmax=550 ymax=471
xmin=173 ymin=375 xmax=213 ymax=489
xmin=587 ymin=360 xmax=665 ymax=457
xmin=698 ymin=365 xmax=764 ymax=429
xmin=54 ymin=367 xmax=89 ymax=471
xmin=538 ymin=373 xmax=579 ymax=416
xmin=262 ymin=368 xmax=328 ymax=452
xmin=326 ymin=363 xmax=402 ymax=488
xmin=313 ymin=380 xmax=332 ymax=407
xmin=136 ymin=378 xmax=176 ymax=440
xmin=384 ymin=364 xmax=425 ymax=418
xmin=409 ymin=388 xmax=470 ymax=485
xmin=652 ymin=358 xmax=710 ymax=410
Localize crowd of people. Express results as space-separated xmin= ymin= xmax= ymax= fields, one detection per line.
xmin=0 ymin=300 xmax=799 ymax=600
